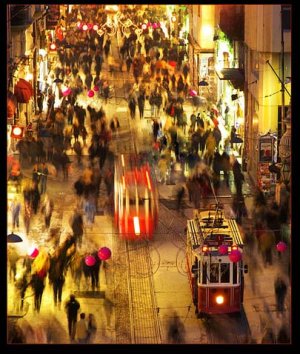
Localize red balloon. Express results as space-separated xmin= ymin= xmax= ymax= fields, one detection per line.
xmin=93 ymin=85 xmax=99 ymax=92
xmin=229 ymin=249 xmax=242 ymax=263
xmin=88 ymin=90 xmax=95 ymax=98
xmin=85 ymin=255 xmax=96 ymax=266
xmin=62 ymin=87 xmax=72 ymax=96
xmin=98 ymin=247 xmax=111 ymax=261
xmin=276 ymin=241 xmax=287 ymax=253
xmin=218 ymin=245 xmax=228 ymax=255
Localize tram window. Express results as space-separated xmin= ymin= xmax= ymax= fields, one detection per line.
xmin=220 ymin=263 xmax=230 ymax=283
xmin=232 ymin=262 xmax=238 ymax=284
xmin=202 ymin=262 xmax=207 ymax=284
xmin=210 ymin=263 xmax=219 ymax=283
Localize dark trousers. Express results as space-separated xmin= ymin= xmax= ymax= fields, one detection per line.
xmin=68 ymin=316 xmax=77 ymax=339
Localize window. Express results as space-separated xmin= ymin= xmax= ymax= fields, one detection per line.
xmin=281 ymin=5 xmax=291 ymax=31
xmin=210 ymin=263 xmax=219 ymax=283
xmin=220 ymin=263 xmax=230 ymax=283
xmin=202 ymin=262 xmax=207 ymax=284
xmin=232 ymin=262 xmax=238 ymax=284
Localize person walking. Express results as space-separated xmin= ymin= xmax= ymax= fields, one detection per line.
xmin=76 ymin=312 xmax=88 ymax=344
xmin=274 ymin=275 xmax=288 ymax=315
xmin=65 ymin=294 xmax=80 ymax=341
xmin=10 ymin=197 xmax=21 ymax=230
xmin=70 ymin=209 xmax=84 ymax=247
xmin=40 ymin=194 xmax=54 ymax=229
xmin=87 ymin=313 xmax=97 ymax=343
xmin=39 ymin=162 xmax=49 ymax=195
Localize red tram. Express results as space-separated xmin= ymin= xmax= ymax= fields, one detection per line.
xmin=114 ymin=153 xmax=159 ymax=240
xmin=186 ymin=206 xmax=247 ymax=316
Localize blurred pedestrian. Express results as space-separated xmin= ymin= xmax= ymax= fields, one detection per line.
xmin=274 ymin=275 xmax=288 ymax=314
xmin=232 ymin=156 xmax=244 ymax=197
xmin=76 ymin=312 xmax=88 ymax=344
xmin=65 ymin=294 xmax=80 ymax=341
xmin=167 ymin=312 xmax=186 ymax=344
xmin=40 ymin=194 xmax=54 ymax=229
xmin=8 ymin=246 xmax=19 ymax=281
xmin=39 ymin=162 xmax=49 ymax=195
xmin=10 ymin=196 xmax=21 ymax=229
xmin=73 ymin=140 xmax=83 ymax=166
xmin=70 ymin=208 xmax=84 ymax=247
xmin=261 ymin=328 xmax=276 ymax=344
xmin=176 ymin=185 xmax=185 ymax=214
xmin=23 ymin=201 xmax=31 ymax=234
xmin=277 ymin=325 xmax=290 ymax=343
xmin=87 ymin=313 xmax=97 ymax=343
xmin=30 ymin=272 xmax=46 ymax=313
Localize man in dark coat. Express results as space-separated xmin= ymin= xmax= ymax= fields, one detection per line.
xmin=65 ymin=294 xmax=80 ymax=340
xmin=70 ymin=209 xmax=84 ymax=247
xmin=274 ymin=276 xmax=288 ymax=314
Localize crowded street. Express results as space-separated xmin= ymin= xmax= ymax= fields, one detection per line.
xmin=7 ymin=4 xmax=291 ymax=345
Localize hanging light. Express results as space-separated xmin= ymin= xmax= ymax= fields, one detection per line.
xmin=11 ymin=125 xmax=24 ymax=139
xmin=93 ymin=24 xmax=99 ymax=31
xmin=82 ymin=24 xmax=88 ymax=31
xmin=7 ymin=232 xmax=23 ymax=243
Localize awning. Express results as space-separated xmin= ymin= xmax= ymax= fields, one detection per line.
xmin=215 ymin=68 xmax=245 ymax=91
xmin=7 ymin=91 xmax=17 ymax=118
xmin=14 ymin=78 xmax=33 ymax=103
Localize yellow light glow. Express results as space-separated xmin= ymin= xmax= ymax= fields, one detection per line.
xmin=105 ymin=5 xmax=119 ymax=12
xmin=121 ymin=154 xmax=125 ymax=167
xmin=39 ymin=49 xmax=47 ymax=57
xmin=202 ymin=24 xmax=213 ymax=37
xmin=232 ymin=244 xmax=238 ymax=251
xmin=133 ymin=216 xmax=140 ymax=235
xmin=145 ymin=170 xmax=151 ymax=190
xmin=12 ymin=126 xmax=22 ymax=136
xmin=122 ymin=176 xmax=125 ymax=189
xmin=216 ymin=295 xmax=224 ymax=304
xmin=202 ymin=245 xmax=209 ymax=252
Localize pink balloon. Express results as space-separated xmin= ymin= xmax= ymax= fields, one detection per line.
xmin=85 ymin=255 xmax=96 ymax=266
xmin=98 ymin=247 xmax=111 ymax=261
xmin=93 ymin=85 xmax=99 ymax=92
xmin=276 ymin=241 xmax=287 ymax=253
xmin=62 ymin=88 xmax=72 ymax=96
xmin=218 ymin=245 xmax=228 ymax=255
xmin=88 ymin=90 xmax=95 ymax=97
xmin=229 ymin=249 xmax=242 ymax=263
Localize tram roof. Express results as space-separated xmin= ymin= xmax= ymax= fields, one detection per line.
xmin=187 ymin=209 xmax=244 ymax=249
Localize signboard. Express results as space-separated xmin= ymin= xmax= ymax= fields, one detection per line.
xmin=259 ymin=134 xmax=275 ymax=163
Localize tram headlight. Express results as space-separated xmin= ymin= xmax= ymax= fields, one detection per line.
xmin=216 ymin=295 xmax=224 ymax=305
xmin=232 ymin=244 xmax=238 ymax=251
xmin=133 ymin=216 xmax=140 ymax=236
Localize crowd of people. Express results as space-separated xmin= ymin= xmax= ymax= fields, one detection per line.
xmin=7 ymin=4 xmax=290 ymax=344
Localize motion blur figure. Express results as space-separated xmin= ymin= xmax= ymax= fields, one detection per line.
xmin=167 ymin=312 xmax=186 ymax=344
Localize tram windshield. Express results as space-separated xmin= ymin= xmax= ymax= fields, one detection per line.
xmin=202 ymin=262 xmax=230 ymax=284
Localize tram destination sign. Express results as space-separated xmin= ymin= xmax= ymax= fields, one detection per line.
xmin=204 ymin=234 xmax=232 ymax=247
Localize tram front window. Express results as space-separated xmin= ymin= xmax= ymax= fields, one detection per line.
xmin=220 ymin=263 xmax=230 ymax=283
xmin=210 ymin=263 xmax=219 ymax=283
